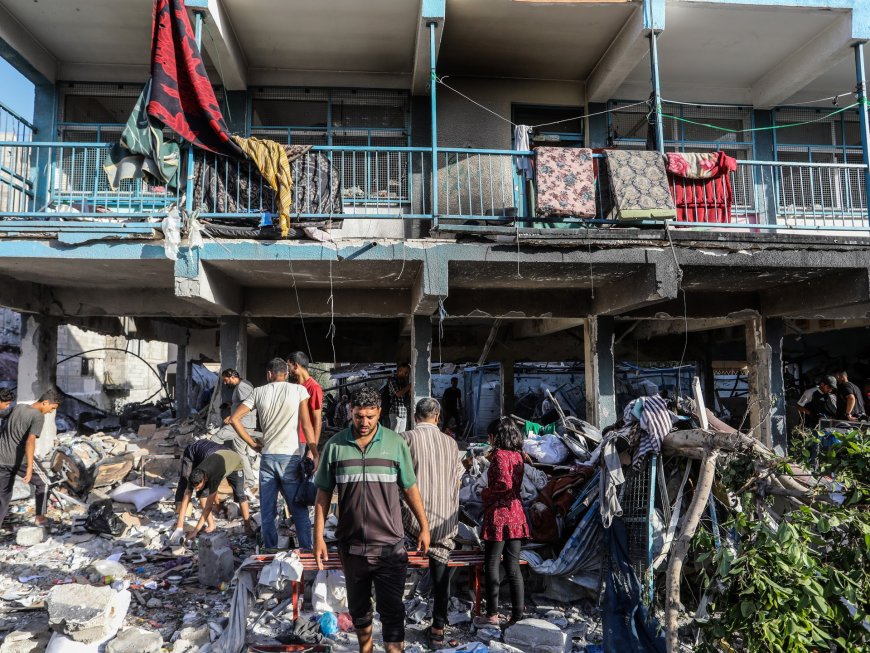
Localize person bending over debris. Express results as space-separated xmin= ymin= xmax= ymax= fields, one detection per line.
xmin=475 ymin=417 xmax=529 ymax=629
xmin=171 ymin=439 xmax=254 ymax=543
xmin=172 ymin=447 xmax=254 ymax=543
xmin=0 ymin=388 xmax=61 ymax=529
xmin=401 ymin=397 xmax=464 ymax=650
xmin=230 ymin=357 xmax=316 ymax=550
xmin=212 ymin=368 xmax=259 ymax=486
xmin=313 ymin=386 xmax=430 ymax=653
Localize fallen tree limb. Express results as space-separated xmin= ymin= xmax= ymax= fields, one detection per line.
xmin=666 ymin=447 xmax=719 ymax=653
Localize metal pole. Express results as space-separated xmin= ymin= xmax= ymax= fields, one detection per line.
xmin=648 ymin=28 xmax=665 ymax=154
xmin=854 ymin=43 xmax=870 ymax=225
xmin=185 ymin=11 xmax=205 ymax=213
xmin=429 ymin=22 xmax=439 ymax=222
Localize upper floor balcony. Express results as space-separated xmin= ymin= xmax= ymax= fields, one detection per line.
xmin=2 ymin=0 xmax=870 ymax=242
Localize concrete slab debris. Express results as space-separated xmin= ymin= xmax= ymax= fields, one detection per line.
xmin=504 ymin=618 xmax=569 ymax=653
xmin=46 ymin=584 xmax=131 ymax=644
xmin=106 ymin=627 xmax=163 ymax=653
xmin=15 ymin=526 xmax=47 ymax=547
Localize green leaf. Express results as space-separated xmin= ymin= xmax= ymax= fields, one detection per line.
xmin=740 ymin=601 xmax=756 ymax=618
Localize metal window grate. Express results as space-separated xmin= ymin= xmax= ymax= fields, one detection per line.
xmin=619 ymin=456 xmax=654 ymax=581
xmin=608 ymin=100 xmax=754 ymax=154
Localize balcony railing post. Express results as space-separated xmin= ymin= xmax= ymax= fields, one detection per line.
xmin=647 ymin=0 xmax=665 ymax=155
xmin=854 ymin=43 xmax=870 ymax=226
xmin=429 ymin=21 xmax=439 ymax=224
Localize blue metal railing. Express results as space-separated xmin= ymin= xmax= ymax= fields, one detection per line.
xmin=0 ymin=103 xmax=36 ymax=215
xmin=1 ymin=139 xmax=869 ymax=233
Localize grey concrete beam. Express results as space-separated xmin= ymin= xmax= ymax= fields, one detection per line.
xmin=445 ymin=289 xmax=589 ymax=320
xmin=175 ymin=260 xmax=243 ymax=316
xmin=17 ymin=314 xmax=58 ymax=401
xmin=0 ymin=4 xmax=56 ymax=85
xmin=49 ymin=288 xmax=217 ymax=318
xmin=630 ymin=317 xmax=746 ymax=341
xmin=412 ymin=255 xmax=448 ymax=315
xmin=0 ymin=275 xmax=54 ymax=315
xmin=246 ymin=288 xmax=408 ymax=318
xmin=586 ymin=7 xmax=648 ymax=103
xmin=752 ymin=14 xmax=855 ymax=108
xmin=514 ymin=319 xmax=585 ymax=340
xmin=194 ymin=0 xmax=247 ymax=90
xmin=624 ymin=292 xmax=761 ymax=320
xmin=590 ymin=257 xmax=680 ymax=316
xmin=762 ymin=270 xmax=870 ymax=317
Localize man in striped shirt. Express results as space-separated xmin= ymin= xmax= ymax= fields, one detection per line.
xmin=401 ymin=397 xmax=464 ymax=649
xmin=313 ymin=386 xmax=430 ymax=653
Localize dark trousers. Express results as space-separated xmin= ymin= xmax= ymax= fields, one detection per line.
xmin=0 ymin=463 xmax=49 ymax=528
xmin=340 ymin=544 xmax=409 ymax=643
xmin=484 ymin=538 xmax=524 ymax=621
xmin=429 ymin=558 xmax=452 ymax=630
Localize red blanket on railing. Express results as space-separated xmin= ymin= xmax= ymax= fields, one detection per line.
xmin=147 ymin=0 xmax=242 ymax=158
xmin=666 ymin=151 xmax=737 ymax=223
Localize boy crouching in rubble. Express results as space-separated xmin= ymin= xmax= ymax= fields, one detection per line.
xmin=170 ymin=446 xmax=254 ymax=544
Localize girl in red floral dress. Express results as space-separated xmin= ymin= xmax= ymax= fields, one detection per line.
xmin=475 ymin=417 xmax=529 ymax=627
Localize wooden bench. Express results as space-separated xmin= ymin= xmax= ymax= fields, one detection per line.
xmin=245 ymin=549 xmax=527 ymax=621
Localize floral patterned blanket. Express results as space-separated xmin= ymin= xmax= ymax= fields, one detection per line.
xmin=535 ymin=147 xmax=597 ymax=218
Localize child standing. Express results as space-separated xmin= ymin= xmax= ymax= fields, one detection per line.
xmin=475 ymin=417 xmax=529 ymax=627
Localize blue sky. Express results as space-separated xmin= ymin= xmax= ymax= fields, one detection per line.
xmin=0 ymin=58 xmax=35 ymax=122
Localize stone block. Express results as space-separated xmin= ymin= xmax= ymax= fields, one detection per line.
xmin=0 ymin=623 xmax=51 ymax=653
xmin=171 ymin=624 xmax=211 ymax=652
xmin=198 ymin=531 xmax=235 ymax=588
xmin=504 ymin=618 xmax=569 ymax=653
xmin=107 ymin=627 xmax=163 ymax=653
xmin=16 ymin=526 xmax=47 ymax=546
xmin=47 ymin=584 xmax=131 ymax=644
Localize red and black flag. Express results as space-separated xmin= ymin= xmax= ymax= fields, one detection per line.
xmin=147 ymin=0 xmax=242 ymax=157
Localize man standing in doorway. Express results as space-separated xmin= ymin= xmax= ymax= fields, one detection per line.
xmin=401 ymin=397 xmax=464 ymax=649
xmin=230 ymin=358 xmax=316 ymax=550
xmin=386 ymin=363 xmax=412 ymax=433
xmin=287 ymin=352 xmax=323 ymax=449
xmin=213 ymin=369 xmax=258 ymax=486
xmin=835 ymin=370 xmax=865 ymax=421
xmin=313 ymin=386 xmax=430 ymax=653
xmin=441 ymin=377 xmax=463 ymax=434
xmin=0 ymin=388 xmax=61 ymax=528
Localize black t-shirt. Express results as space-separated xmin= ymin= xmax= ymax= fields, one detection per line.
xmin=0 ymin=405 xmax=44 ymax=468
xmin=194 ymin=450 xmax=243 ymax=494
xmin=837 ymin=381 xmax=865 ymax=419
xmin=808 ymin=390 xmax=837 ymax=424
xmin=442 ymin=387 xmax=461 ymax=413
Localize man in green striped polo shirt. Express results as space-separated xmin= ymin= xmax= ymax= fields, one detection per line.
xmin=314 ymin=386 xmax=430 ymax=653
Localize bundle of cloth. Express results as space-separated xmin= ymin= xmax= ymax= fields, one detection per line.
xmin=666 ymin=151 xmax=738 ymax=223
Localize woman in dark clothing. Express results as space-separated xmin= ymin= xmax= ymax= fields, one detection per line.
xmin=475 ymin=417 xmax=529 ymax=628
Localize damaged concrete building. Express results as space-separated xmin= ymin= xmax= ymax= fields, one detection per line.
xmin=1 ymin=0 xmax=870 ymax=649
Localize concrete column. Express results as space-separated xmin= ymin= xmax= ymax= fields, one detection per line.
xmin=18 ymin=314 xmax=58 ymax=458
xmin=745 ymin=318 xmax=778 ymax=449
xmin=219 ymin=316 xmax=248 ymax=379
xmin=17 ymin=314 xmax=58 ymax=401
xmin=766 ymin=318 xmax=787 ymax=454
xmin=500 ymin=359 xmax=515 ymax=417
xmin=31 ymin=83 xmax=57 ymax=211
xmin=584 ymin=316 xmax=617 ymax=429
xmin=411 ymin=315 xmax=432 ymax=408
xmin=585 ymin=102 xmax=610 ymax=149
xmin=752 ymin=109 xmax=778 ymax=224
xmin=176 ymin=342 xmax=189 ymax=419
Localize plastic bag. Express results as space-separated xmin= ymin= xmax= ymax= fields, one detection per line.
xmin=293 ymin=456 xmax=317 ymax=507
xmin=161 ymin=207 xmax=182 ymax=261
xmin=523 ymin=434 xmax=570 ymax=464
xmin=319 ymin=611 xmax=338 ymax=637
xmin=84 ymin=499 xmax=126 ymax=536
xmin=312 ymin=570 xmax=347 ymax=613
